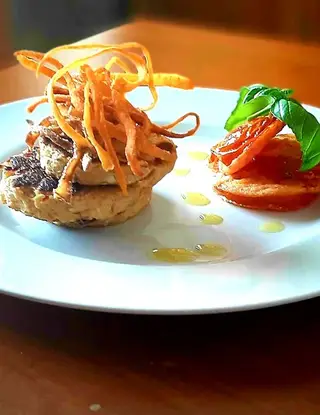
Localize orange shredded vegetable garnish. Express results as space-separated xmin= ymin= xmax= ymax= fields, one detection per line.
xmin=26 ymin=95 xmax=71 ymax=113
xmin=83 ymin=82 xmax=113 ymax=171
xmin=14 ymin=42 xmax=200 ymax=201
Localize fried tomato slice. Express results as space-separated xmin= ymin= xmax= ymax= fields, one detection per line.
xmin=211 ymin=115 xmax=285 ymax=175
xmin=210 ymin=134 xmax=320 ymax=212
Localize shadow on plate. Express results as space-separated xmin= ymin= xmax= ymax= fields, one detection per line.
xmin=0 ymin=189 xmax=289 ymax=267
xmin=0 ymin=193 xmax=179 ymax=265
xmin=237 ymin=196 xmax=320 ymax=224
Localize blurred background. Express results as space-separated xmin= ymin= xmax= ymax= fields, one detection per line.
xmin=0 ymin=0 xmax=319 ymax=69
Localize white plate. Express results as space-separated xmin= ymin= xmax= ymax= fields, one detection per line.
xmin=0 ymin=87 xmax=320 ymax=314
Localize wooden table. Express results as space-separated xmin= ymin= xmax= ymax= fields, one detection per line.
xmin=1 ymin=19 xmax=320 ymax=415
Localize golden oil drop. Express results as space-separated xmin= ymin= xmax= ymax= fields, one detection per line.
xmin=173 ymin=168 xmax=191 ymax=176
xmin=195 ymin=243 xmax=228 ymax=259
xmin=151 ymin=248 xmax=199 ymax=263
xmin=182 ymin=192 xmax=211 ymax=206
xmin=259 ymin=221 xmax=285 ymax=233
xmin=199 ymin=213 xmax=223 ymax=225
xmin=188 ymin=151 xmax=209 ymax=161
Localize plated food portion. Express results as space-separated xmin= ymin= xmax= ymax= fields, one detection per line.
xmin=1 ymin=50 xmax=319 ymax=265
xmin=0 ymin=43 xmax=200 ymax=227
xmin=210 ymin=84 xmax=320 ymax=211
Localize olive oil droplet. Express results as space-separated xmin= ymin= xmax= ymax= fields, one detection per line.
xmin=195 ymin=243 xmax=228 ymax=258
xmin=182 ymin=192 xmax=211 ymax=206
xmin=259 ymin=221 xmax=285 ymax=233
xmin=200 ymin=213 xmax=223 ymax=225
xmin=174 ymin=168 xmax=190 ymax=176
xmin=188 ymin=151 xmax=209 ymax=161
xmin=151 ymin=248 xmax=198 ymax=263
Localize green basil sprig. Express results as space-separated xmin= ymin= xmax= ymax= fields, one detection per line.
xmin=272 ymin=99 xmax=320 ymax=171
xmin=224 ymin=84 xmax=320 ymax=171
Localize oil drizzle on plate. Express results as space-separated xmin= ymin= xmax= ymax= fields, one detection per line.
xmin=195 ymin=243 xmax=228 ymax=258
xmin=200 ymin=213 xmax=223 ymax=225
xmin=259 ymin=221 xmax=285 ymax=233
xmin=150 ymin=244 xmax=229 ymax=263
xmin=182 ymin=192 xmax=211 ymax=206
xmin=151 ymin=248 xmax=198 ymax=263
xmin=173 ymin=168 xmax=191 ymax=176
xmin=188 ymin=151 xmax=209 ymax=161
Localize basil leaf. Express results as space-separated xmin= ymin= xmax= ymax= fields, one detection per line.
xmin=225 ymin=84 xmax=295 ymax=131
xmin=281 ymin=88 xmax=294 ymax=97
xmin=244 ymin=86 xmax=293 ymax=104
xmin=225 ymin=95 xmax=274 ymax=131
xmin=243 ymin=84 xmax=269 ymax=104
xmin=224 ymin=86 xmax=249 ymax=131
xmin=272 ymin=99 xmax=320 ymax=171
xmin=255 ymin=87 xmax=293 ymax=101
xmin=288 ymin=97 xmax=303 ymax=107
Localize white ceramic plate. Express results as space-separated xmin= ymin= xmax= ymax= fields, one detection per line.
xmin=0 ymin=87 xmax=320 ymax=314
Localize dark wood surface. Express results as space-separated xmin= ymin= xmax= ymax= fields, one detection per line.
xmin=1 ymin=294 xmax=320 ymax=414
xmin=0 ymin=19 xmax=320 ymax=414
xmin=135 ymin=0 xmax=320 ymax=43
xmin=1 ymin=20 xmax=320 ymax=106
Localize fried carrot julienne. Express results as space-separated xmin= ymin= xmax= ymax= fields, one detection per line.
xmin=26 ymin=95 xmax=71 ymax=113
xmin=111 ymin=73 xmax=194 ymax=91
xmin=14 ymin=42 xmax=201 ymax=200
xmin=83 ymin=82 xmax=113 ymax=171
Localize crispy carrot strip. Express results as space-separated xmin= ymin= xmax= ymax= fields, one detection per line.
xmin=83 ymin=82 xmax=113 ymax=171
xmin=27 ymin=95 xmax=71 ymax=113
xmin=137 ymin=132 xmax=174 ymax=161
xmin=16 ymin=50 xmax=83 ymax=113
xmin=25 ymin=132 xmax=40 ymax=148
xmin=15 ymin=51 xmax=74 ymax=87
xmin=15 ymin=54 xmax=63 ymax=83
xmin=15 ymin=42 xmax=200 ymax=200
xmin=47 ymin=85 xmax=69 ymax=95
xmin=98 ymin=114 xmax=128 ymax=195
xmin=152 ymin=122 xmax=200 ymax=138
xmin=46 ymin=57 xmax=108 ymax=150
xmin=111 ymin=73 xmax=193 ymax=91
xmin=15 ymin=51 xmax=83 ymax=114
xmin=94 ymin=67 xmax=112 ymax=99
xmin=112 ymin=89 xmax=142 ymax=176
xmin=55 ymin=146 xmax=83 ymax=202
xmin=85 ymin=65 xmax=127 ymax=193
xmin=36 ymin=43 xmax=156 ymax=109
xmin=97 ymin=97 xmax=128 ymax=194
xmin=160 ymin=112 xmax=200 ymax=130
xmin=105 ymin=56 xmax=132 ymax=73
xmin=127 ymin=101 xmax=200 ymax=138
